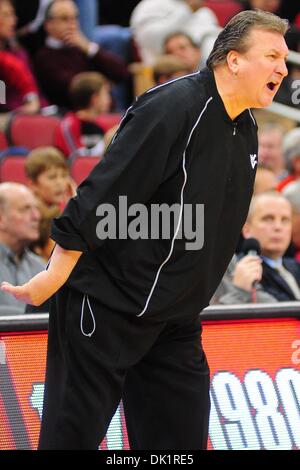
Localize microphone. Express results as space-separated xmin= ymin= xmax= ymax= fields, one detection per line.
xmin=240 ymin=238 xmax=261 ymax=303
xmin=241 ymin=238 xmax=261 ymax=257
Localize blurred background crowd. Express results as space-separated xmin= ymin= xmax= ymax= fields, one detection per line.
xmin=0 ymin=0 xmax=300 ymax=314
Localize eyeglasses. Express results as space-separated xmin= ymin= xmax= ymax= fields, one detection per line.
xmin=48 ymin=14 xmax=79 ymax=22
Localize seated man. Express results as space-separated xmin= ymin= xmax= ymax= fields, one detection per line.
xmin=213 ymin=191 xmax=300 ymax=304
xmin=0 ymin=183 xmax=45 ymax=313
xmin=34 ymin=0 xmax=130 ymax=109
xmin=163 ymin=32 xmax=202 ymax=73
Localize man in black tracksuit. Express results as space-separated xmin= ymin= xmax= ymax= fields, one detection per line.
xmin=1 ymin=11 xmax=289 ymax=449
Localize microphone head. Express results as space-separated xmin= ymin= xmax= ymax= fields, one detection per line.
xmin=241 ymin=237 xmax=261 ymax=256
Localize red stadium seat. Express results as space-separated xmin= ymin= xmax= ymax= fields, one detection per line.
xmin=0 ymin=155 xmax=28 ymax=184
xmin=96 ymin=113 xmax=122 ymax=132
xmin=8 ymin=114 xmax=61 ymax=149
xmin=71 ymin=156 xmax=101 ymax=185
xmin=0 ymin=130 xmax=8 ymax=150
xmin=204 ymin=1 xmax=242 ymax=27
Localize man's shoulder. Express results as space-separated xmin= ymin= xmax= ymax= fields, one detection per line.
xmin=283 ymin=257 xmax=300 ymax=272
xmin=135 ymin=71 xmax=213 ymax=118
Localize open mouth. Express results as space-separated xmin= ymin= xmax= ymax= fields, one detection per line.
xmin=267 ymin=82 xmax=277 ymax=91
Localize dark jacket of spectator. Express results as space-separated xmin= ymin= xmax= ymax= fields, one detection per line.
xmin=34 ymin=41 xmax=130 ymax=108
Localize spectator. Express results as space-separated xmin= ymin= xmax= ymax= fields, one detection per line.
xmin=212 ymin=191 xmax=300 ymax=304
xmin=0 ymin=182 xmax=45 ymax=312
xmin=282 ymin=180 xmax=300 ymax=262
xmin=241 ymin=0 xmax=281 ymax=15
xmin=0 ymin=0 xmax=45 ymax=112
xmin=164 ymin=32 xmax=202 ymax=73
xmin=34 ymin=0 xmax=130 ymax=109
xmin=258 ymin=122 xmax=288 ymax=181
xmin=54 ymin=71 xmax=113 ymax=157
xmin=130 ymin=0 xmax=220 ymax=65
xmin=25 ymin=146 xmax=75 ymax=211
xmin=277 ymin=127 xmax=300 ymax=191
xmin=242 ymin=192 xmax=300 ymax=301
xmin=152 ymin=54 xmax=190 ymax=85
xmin=253 ymin=164 xmax=277 ymax=194
xmin=211 ymin=254 xmax=277 ymax=304
xmin=0 ymin=50 xmax=40 ymax=114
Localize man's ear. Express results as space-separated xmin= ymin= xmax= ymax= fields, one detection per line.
xmin=90 ymin=92 xmax=99 ymax=109
xmin=242 ymin=222 xmax=250 ymax=239
xmin=0 ymin=211 xmax=7 ymax=231
xmin=226 ymin=50 xmax=240 ymax=75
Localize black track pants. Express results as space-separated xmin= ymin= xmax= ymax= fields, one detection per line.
xmin=38 ymin=285 xmax=210 ymax=450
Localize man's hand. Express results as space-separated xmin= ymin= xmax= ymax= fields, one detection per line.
xmin=232 ymin=255 xmax=263 ymax=292
xmin=18 ymin=96 xmax=40 ymax=115
xmin=61 ymin=30 xmax=90 ymax=54
xmin=1 ymin=245 xmax=82 ymax=306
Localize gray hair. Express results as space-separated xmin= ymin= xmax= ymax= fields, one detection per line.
xmin=207 ymin=10 xmax=289 ymax=69
xmin=283 ymin=127 xmax=300 ymax=172
xmin=282 ymin=181 xmax=300 ymax=214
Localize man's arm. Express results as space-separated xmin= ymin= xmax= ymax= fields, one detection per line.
xmin=1 ymin=244 xmax=82 ymax=306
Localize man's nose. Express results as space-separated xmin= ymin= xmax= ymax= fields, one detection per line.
xmin=276 ymin=59 xmax=288 ymax=78
xmin=273 ymin=219 xmax=284 ymax=230
xmin=31 ymin=208 xmax=41 ymax=221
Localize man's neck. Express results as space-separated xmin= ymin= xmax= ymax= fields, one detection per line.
xmin=0 ymin=236 xmax=24 ymax=259
xmin=213 ymin=67 xmax=248 ymax=121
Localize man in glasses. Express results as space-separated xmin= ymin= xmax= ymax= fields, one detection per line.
xmin=34 ymin=0 xmax=130 ymax=109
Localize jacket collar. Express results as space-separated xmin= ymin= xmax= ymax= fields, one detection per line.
xmin=199 ymin=67 xmax=250 ymax=125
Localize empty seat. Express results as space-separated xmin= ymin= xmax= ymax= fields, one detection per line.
xmin=0 ymin=130 xmax=8 ymax=150
xmin=204 ymin=1 xmax=242 ymax=27
xmin=8 ymin=114 xmax=61 ymax=149
xmin=0 ymin=155 xmax=28 ymax=184
xmin=71 ymin=156 xmax=101 ymax=185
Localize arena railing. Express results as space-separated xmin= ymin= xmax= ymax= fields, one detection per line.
xmin=1 ymin=302 xmax=300 ymax=332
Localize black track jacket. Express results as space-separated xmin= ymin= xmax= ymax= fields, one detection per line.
xmin=51 ymin=67 xmax=258 ymax=321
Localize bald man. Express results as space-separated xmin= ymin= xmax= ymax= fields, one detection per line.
xmin=0 ymin=183 xmax=45 ymax=311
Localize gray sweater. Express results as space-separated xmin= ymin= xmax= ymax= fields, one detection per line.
xmin=0 ymin=243 xmax=45 ymax=313
xmin=210 ymin=255 xmax=277 ymax=305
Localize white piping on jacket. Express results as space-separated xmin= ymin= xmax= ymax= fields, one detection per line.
xmin=137 ymin=96 xmax=213 ymax=318
xmin=80 ymin=294 xmax=96 ymax=337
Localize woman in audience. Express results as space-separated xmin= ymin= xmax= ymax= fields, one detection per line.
xmin=0 ymin=0 xmax=41 ymax=113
